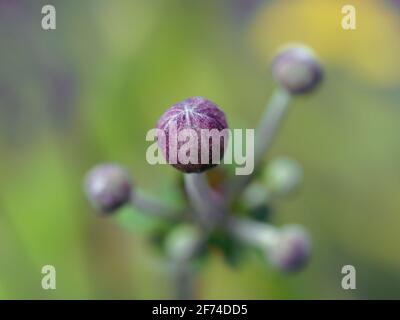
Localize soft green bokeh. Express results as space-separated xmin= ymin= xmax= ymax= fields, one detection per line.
xmin=0 ymin=0 xmax=399 ymax=299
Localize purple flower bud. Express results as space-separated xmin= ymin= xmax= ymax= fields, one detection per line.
xmin=272 ymin=45 xmax=323 ymax=95
xmin=156 ymin=96 xmax=229 ymax=173
xmin=268 ymin=225 xmax=311 ymax=272
xmin=84 ymin=164 xmax=132 ymax=214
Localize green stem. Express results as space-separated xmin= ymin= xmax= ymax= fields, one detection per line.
xmin=225 ymin=88 xmax=292 ymax=204
xmin=175 ymin=260 xmax=195 ymax=300
xmin=226 ymin=217 xmax=280 ymax=249
xmin=130 ymin=190 xmax=181 ymax=221
xmin=184 ymin=173 xmax=225 ymax=229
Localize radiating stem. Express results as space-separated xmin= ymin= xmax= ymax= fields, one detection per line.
xmin=184 ymin=173 xmax=224 ymax=229
xmin=172 ymin=228 xmax=206 ymax=300
xmin=175 ymin=260 xmax=195 ymax=300
xmin=254 ymin=88 xmax=292 ymax=167
xmin=226 ymin=217 xmax=280 ymax=249
xmin=226 ymin=88 xmax=292 ymax=203
xmin=130 ymin=190 xmax=181 ymax=221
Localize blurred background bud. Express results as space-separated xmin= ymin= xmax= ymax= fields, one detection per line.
xmin=267 ymin=225 xmax=311 ymax=272
xmin=242 ymin=182 xmax=271 ymax=221
xmin=272 ymin=44 xmax=323 ymax=94
xmin=165 ymin=224 xmax=202 ymax=261
xmin=84 ymin=163 xmax=132 ymax=214
xmin=264 ymin=157 xmax=303 ymax=196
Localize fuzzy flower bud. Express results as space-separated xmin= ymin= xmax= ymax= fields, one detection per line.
xmin=267 ymin=225 xmax=311 ymax=272
xmin=156 ymin=96 xmax=228 ymax=173
xmin=265 ymin=157 xmax=303 ymax=195
xmin=272 ymin=45 xmax=323 ymax=95
xmin=84 ymin=164 xmax=132 ymax=214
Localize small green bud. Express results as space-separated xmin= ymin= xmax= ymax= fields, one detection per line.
xmin=272 ymin=44 xmax=323 ymax=95
xmin=242 ymin=183 xmax=271 ymax=221
xmin=84 ymin=163 xmax=132 ymax=214
xmin=165 ymin=224 xmax=202 ymax=261
xmin=242 ymin=183 xmax=270 ymax=209
xmin=265 ymin=157 xmax=303 ymax=195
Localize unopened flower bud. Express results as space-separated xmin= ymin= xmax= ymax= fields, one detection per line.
xmin=267 ymin=225 xmax=311 ymax=272
xmin=84 ymin=164 xmax=132 ymax=214
xmin=156 ymin=96 xmax=229 ymax=173
xmin=265 ymin=157 xmax=303 ymax=195
xmin=272 ymin=45 xmax=323 ymax=95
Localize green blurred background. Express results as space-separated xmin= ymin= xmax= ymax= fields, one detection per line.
xmin=1 ymin=0 xmax=400 ymax=299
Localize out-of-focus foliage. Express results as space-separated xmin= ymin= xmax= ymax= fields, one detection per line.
xmin=0 ymin=0 xmax=400 ymax=299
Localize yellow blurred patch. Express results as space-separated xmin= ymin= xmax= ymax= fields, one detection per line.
xmin=250 ymin=0 xmax=400 ymax=85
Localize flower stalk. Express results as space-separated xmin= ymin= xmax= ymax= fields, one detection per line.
xmin=130 ymin=190 xmax=182 ymax=221
xmin=227 ymin=217 xmax=280 ymax=249
xmin=165 ymin=224 xmax=205 ymax=300
xmin=184 ymin=173 xmax=225 ymax=229
xmin=225 ymin=88 xmax=292 ymax=204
